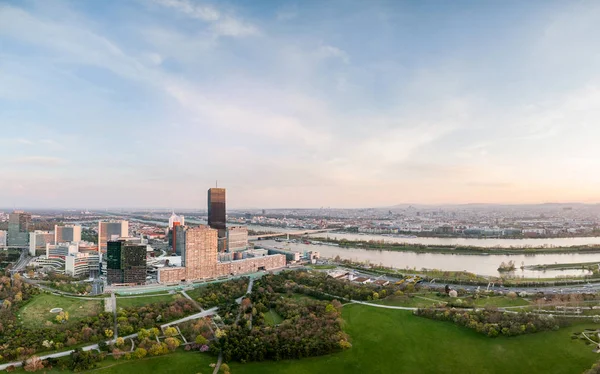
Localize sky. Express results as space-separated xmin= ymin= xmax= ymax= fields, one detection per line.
xmin=2 ymin=0 xmax=600 ymax=209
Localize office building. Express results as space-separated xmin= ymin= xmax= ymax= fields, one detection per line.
xmin=158 ymin=225 xmax=286 ymax=284
xmin=227 ymin=226 xmax=248 ymax=252
xmin=0 ymin=230 xmax=6 ymax=248
xmin=98 ymin=220 xmax=128 ymax=252
xmin=29 ymin=230 xmax=55 ymax=256
xmin=55 ymin=224 xmax=82 ymax=244
xmin=106 ymin=240 xmax=147 ymax=285
xmin=65 ymin=252 xmax=100 ymax=278
xmin=173 ymin=224 xmax=186 ymax=256
xmin=168 ymin=212 xmax=185 ymax=229
xmin=8 ymin=211 xmax=31 ymax=247
xmin=207 ymin=188 xmax=226 ymax=237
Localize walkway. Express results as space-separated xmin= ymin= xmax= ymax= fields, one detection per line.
xmin=0 ymin=308 xmax=219 ymax=371
xmin=181 ymin=290 xmax=204 ymax=312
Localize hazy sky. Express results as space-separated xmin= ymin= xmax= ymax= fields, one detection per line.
xmin=2 ymin=0 xmax=600 ymax=209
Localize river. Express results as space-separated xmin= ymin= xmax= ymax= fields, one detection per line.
xmin=260 ymin=239 xmax=598 ymax=278
xmin=306 ymin=232 xmax=600 ymax=248
xmin=111 ymin=218 xmax=600 ymax=278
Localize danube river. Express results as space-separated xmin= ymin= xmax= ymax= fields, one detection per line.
xmin=307 ymin=232 xmax=600 ymax=248
xmin=120 ymin=218 xmax=600 ymax=278
xmin=260 ymin=239 xmax=597 ymax=278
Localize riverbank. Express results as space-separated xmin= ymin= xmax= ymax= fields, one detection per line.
xmin=526 ymin=261 xmax=600 ymax=272
xmin=305 ymin=236 xmax=600 ymax=255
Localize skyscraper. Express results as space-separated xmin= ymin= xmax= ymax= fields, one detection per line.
xmin=106 ymin=239 xmax=146 ymax=285
xmin=98 ymin=220 xmax=128 ymax=252
xmin=29 ymin=230 xmax=55 ymax=256
xmin=208 ymin=188 xmax=226 ymax=237
xmin=55 ymin=224 xmax=82 ymax=244
xmin=168 ymin=212 xmax=184 ymax=229
xmin=8 ymin=211 xmax=31 ymax=247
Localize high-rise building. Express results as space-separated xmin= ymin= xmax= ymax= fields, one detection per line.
xmin=8 ymin=211 xmax=31 ymax=247
xmin=158 ymin=225 xmax=286 ymax=284
xmin=55 ymin=224 xmax=82 ymax=244
xmin=29 ymin=230 xmax=55 ymax=256
xmin=98 ymin=220 xmax=128 ymax=252
xmin=227 ymin=226 xmax=248 ymax=252
xmin=0 ymin=230 xmax=7 ymax=247
xmin=168 ymin=212 xmax=185 ymax=229
xmin=207 ymin=188 xmax=226 ymax=237
xmin=173 ymin=224 xmax=186 ymax=256
xmin=106 ymin=240 xmax=147 ymax=285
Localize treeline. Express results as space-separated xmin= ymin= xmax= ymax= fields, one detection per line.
xmin=188 ymin=278 xmax=249 ymax=309
xmin=117 ymin=298 xmax=196 ymax=334
xmin=0 ymin=273 xmax=114 ymax=363
xmin=415 ymin=308 xmax=567 ymax=338
xmin=213 ymin=274 xmax=350 ymax=363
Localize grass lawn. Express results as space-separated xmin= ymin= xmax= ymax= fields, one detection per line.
xmin=289 ymin=293 xmax=318 ymax=302
xmin=15 ymin=351 xmax=216 ymax=374
xmin=18 ymin=294 xmax=102 ymax=328
xmin=116 ymin=294 xmax=179 ymax=309
xmin=373 ymin=293 xmax=447 ymax=308
xmin=263 ymin=309 xmax=284 ymax=326
xmin=228 ymin=304 xmax=599 ymax=374
xmin=473 ymin=296 xmax=531 ymax=308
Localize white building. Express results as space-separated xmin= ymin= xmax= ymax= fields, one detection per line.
xmin=55 ymin=224 xmax=82 ymax=244
xmin=29 ymin=230 xmax=55 ymax=256
xmin=168 ymin=212 xmax=185 ymax=229
xmin=0 ymin=230 xmax=6 ymax=248
xmin=65 ymin=252 xmax=100 ymax=277
xmin=98 ymin=220 xmax=128 ymax=252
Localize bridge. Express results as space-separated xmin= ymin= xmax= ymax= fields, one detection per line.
xmin=249 ymin=229 xmax=335 ymax=241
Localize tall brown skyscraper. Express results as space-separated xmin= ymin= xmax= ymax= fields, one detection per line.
xmin=207 ymin=188 xmax=226 ymax=237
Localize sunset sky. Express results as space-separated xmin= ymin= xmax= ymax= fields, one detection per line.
xmin=2 ymin=0 xmax=600 ymax=209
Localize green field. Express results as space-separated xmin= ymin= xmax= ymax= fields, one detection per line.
xmin=116 ymin=294 xmax=179 ymax=309
xmin=473 ymin=296 xmax=531 ymax=308
xmin=14 ymin=351 xmax=216 ymax=374
xmin=18 ymin=294 xmax=102 ymax=328
xmin=229 ymin=304 xmax=598 ymax=374
xmin=23 ymin=304 xmax=600 ymax=373
xmin=263 ymin=309 xmax=284 ymax=326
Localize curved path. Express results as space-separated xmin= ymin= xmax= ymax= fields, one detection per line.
xmin=0 ymin=308 xmax=218 ymax=371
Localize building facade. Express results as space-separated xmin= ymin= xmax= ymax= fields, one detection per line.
xmin=98 ymin=220 xmax=128 ymax=252
xmin=168 ymin=212 xmax=185 ymax=229
xmin=158 ymin=225 xmax=286 ymax=284
xmin=29 ymin=230 xmax=55 ymax=256
xmin=65 ymin=252 xmax=100 ymax=278
xmin=55 ymin=224 xmax=82 ymax=244
xmin=227 ymin=226 xmax=248 ymax=252
xmin=173 ymin=224 xmax=186 ymax=256
xmin=0 ymin=230 xmax=6 ymax=248
xmin=106 ymin=240 xmax=147 ymax=285
xmin=207 ymin=188 xmax=226 ymax=236
xmin=8 ymin=211 xmax=31 ymax=246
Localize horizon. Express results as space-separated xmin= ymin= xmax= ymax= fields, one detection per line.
xmin=2 ymin=1 xmax=600 ymax=208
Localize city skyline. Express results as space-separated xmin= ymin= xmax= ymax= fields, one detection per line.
xmin=2 ymin=1 xmax=600 ymax=208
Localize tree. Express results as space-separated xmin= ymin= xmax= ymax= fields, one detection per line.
xmin=115 ymin=337 xmax=125 ymax=348
xmin=112 ymin=349 xmax=124 ymax=360
xmin=325 ymin=304 xmax=336 ymax=313
xmin=149 ymin=328 xmax=160 ymax=338
xmin=133 ymin=348 xmax=147 ymax=359
xmin=164 ymin=337 xmax=181 ymax=351
xmin=220 ymin=363 xmax=230 ymax=374
xmin=3 ymin=299 xmax=11 ymax=309
xmin=14 ymin=292 xmax=23 ymax=302
xmin=138 ymin=328 xmax=150 ymax=340
xmin=104 ymin=329 xmax=114 ymax=338
xmin=164 ymin=327 xmax=178 ymax=337
xmin=24 ymin=356 xmax=44 ymax=372
xmin=195 ymin=335 xmax=208 ymax=345
xmin=372 ymin=292 xmax=379 ymax=300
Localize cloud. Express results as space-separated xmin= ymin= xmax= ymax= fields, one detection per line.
xmin=316 ymin=44 xmax=350 ymax=64
xmin=152 ymin=0 xmax=259 ymax=37
xmin=12 ymin=156 xmax=66 ymax=166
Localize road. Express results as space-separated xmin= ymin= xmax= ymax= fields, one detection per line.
xmin=10 ymin=248 xmax=30 ymax=274
xmin=0 ymin=308 xmax=218 ymax=371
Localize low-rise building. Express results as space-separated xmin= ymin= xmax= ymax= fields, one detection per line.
xmin=65 ymin=252 xmax=100 ymax=278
